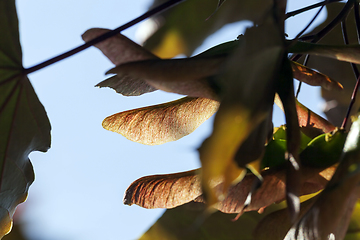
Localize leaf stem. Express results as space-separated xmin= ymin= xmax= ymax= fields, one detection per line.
xmin=341 ymin=3 xmax=360 ymax=129
xmin=23 ymin=0 xmax=185 ymax=75
xmin=285 ymin=0 xmax=341 ymax=19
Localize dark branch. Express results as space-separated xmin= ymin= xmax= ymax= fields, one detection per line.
xmin=23 ymin=0 xmax=185 ymax=75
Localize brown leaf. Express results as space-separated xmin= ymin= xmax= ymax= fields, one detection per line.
xmin=82 ymin=28 xmax=158 ymax=66
xmin=194 ymin=166 xmax=335 ymax=215
xmin=82 ymin=28 xmax=157 ymax=96
xmin=291 ymin=61 xmax=343 ymax=91
xmin=124 ymin=165 xmax=335 ymax=213
xmin=275 ymin=94 xmax=336 ymax=138
xmin=124 ymin=169 xmax=202 ymax=209
xmin=296 ymin=2 xmax=359 ymax=127
xmin=102 ymin=97 xmax=219 ymax=145
xmin=106 ymin=56 xmax=224 ymax=100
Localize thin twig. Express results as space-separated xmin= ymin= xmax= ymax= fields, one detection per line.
xmin=295 ymin=54 xmax=310 ymax=98
xmin=341 ymin=3 xmax=360 ymax=129
xmin=292 ymin=1 xmax=327 ymax=42
xmin=285 ymin=0 xmax=341 ymax=19
xmin=23 ymin=0 xmax=185 ymax=75
xmin=291 ymin=0 xmax=355 ymax=62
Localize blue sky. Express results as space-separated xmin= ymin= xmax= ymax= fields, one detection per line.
xmin=15 ymin=0 xmax=326 ymax=239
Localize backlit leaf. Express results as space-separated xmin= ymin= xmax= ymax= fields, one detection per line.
xmin=124 ymin=166 xmax=334 ymax=213
xmin=194 ymin=166 xmax=335 ymax=215
xmin=0 ymin=0 xmax=51 ymax=237
xmin=198 ymin=17 xmax=285 ymax=206
xmin=140 ymin=0 xmax=272 ymax=57
xmin=124 ymin=169 xmax=202 ymax=209
xmin=291 ymin=61 xmax=343 ymax=91
xmin=82 ymin=28 xmax=157 ymax=96
xmin=102 ymin=97 xmax=219 ymax=145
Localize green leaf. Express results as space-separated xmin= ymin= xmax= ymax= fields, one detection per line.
xmin=140 ymin=0 xmax=272 ymax=57
xmin=300 ymin=128 xmax=347 ymax=168
xmin=102 ymin=97 xmax=219 ymax=145
xmin=0 ymin=0 xmax=51 ymax=237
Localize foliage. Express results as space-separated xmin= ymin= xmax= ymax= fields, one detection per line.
xmin=2 ymin=0 xmax=360 ymax=239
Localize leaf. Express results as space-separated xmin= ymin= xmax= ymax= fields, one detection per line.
xmin=139 ymin=202 xmax=264 ymax=240
xmin=195 ymin=166 xmax=335 ymax=215
xmin=82 ymin=28 xmax=157 ymax=96
xmin=124 ymin=169 xmax=202 ymax=209
xmin=123 ymin=151 xmax=335 ymax=212
xmin=284 ymin=114 xmax=360 ymax=240
xmin=0 ymin=0 xmax=51 ymax=237
xmin=275 ymin=94 xmax=336 ymax=138
xmin=102 ymin=97 xmax=219 ymax=145
xmin=291 ymin=61 xmax=343 ymax=91
xmin=292 ymin=2 xmax=359 ymax=127
xmin=198 ymin=17 xmax=285 ymax=206
xmin=234 ymin=112 xmax=273 ymax=168
xmin=140 ymin=0 xmax=272 ymax=57
xmin=300 ymin=128 xmax=347 ymax=168
xmin=106 ymin=56 xmax=225 ymax=100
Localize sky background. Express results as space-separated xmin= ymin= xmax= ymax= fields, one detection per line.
xmin=14 ymin=0 xmax=327 ymax=239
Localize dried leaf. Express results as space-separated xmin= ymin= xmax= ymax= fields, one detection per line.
xmin=291 ymin=61 xmax=343 ymax=91
xmin=0 ymin=0 xmax=51 ymax=237
xmin=140 ymin=0 xmax=272 ymax=57
xmin=291 ymin=2 xmax=359 ymax=127
xmin=82 ymin=28 xmax=157 ymax=96
xmin=102 ymin=97 xmax=219 ymax=145
xmin=198 ymin=17 xmax=285 ymax=207
xmin=195 ymin=166 xmax=335 ymax=215
xmin=106 ymin=56 xmax=225 ymax=100
xmin=275 ymin=94 xmax=336 ymax=138
xmin=284 ymin=114 xmax=360 ymax=240
xmin=82 ymin=28 xmax=158 ymax=66
xmin=124 ymin=169 xmax=202 ymax=209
